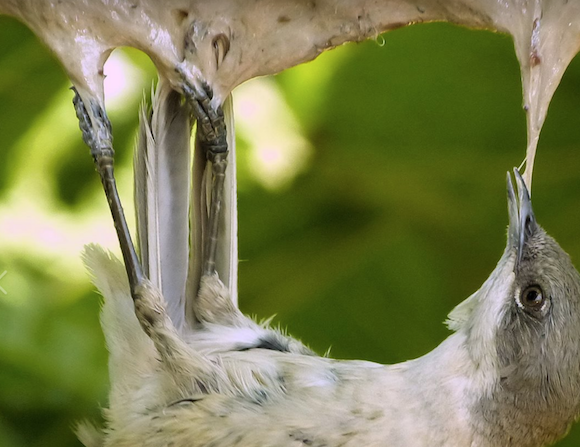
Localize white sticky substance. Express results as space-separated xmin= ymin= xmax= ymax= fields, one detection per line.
xmin=487 ymin=0 xmax=580 ymax=191
xmin=1 ymin=0 xmax=580 ymax=187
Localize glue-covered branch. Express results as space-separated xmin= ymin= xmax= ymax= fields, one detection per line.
xmin=2 ymin=0 xmax=580 ymax=188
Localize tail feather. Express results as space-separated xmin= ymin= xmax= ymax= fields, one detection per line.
xmin=134 ymin=80 xmax=238 ymax=329
xmin=217 ymin=96 xmax=239 ymax=306
xmin=134 ymin=79 xmax=192 ymax=329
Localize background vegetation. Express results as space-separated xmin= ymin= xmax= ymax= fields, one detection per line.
xmin=2 ymin=15 xmax=580 ymax=446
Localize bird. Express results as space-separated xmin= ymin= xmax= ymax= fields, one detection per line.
xmin=75 ymin=79 xmax=580 ymax=447
xmin=2 ymin=3 xmax=580 ymax=445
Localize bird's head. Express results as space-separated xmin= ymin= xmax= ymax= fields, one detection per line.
xmin=447 ymin=170 xmax=580 ymax=417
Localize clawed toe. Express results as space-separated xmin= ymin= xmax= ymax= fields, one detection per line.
xmin=183 ymin=81 xmax=228 ymax=159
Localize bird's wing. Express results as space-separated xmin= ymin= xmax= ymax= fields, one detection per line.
xmin=134 ymin=79 xmax=192 ymax=329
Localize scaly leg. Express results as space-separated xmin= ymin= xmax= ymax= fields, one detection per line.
xmin=182 ymin=81 xmax=229 ymax=277
xmin=72 ymin=88 xmax=144 ymax=295
xmin=73 ymin=80 xmax=228 ymax=318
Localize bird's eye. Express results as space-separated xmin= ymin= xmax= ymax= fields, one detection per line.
xmin=520 ymin=285 xmax=545 ymax=310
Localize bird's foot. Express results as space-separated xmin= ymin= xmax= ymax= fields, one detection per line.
xmin=182 ymin=80 xmax=228 ymax=156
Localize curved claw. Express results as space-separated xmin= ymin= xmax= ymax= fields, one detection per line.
xmin=182 ymin=81 xmax=228 ymax=156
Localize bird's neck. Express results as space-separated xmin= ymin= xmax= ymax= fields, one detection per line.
xmin=472 ymin=384 xmax=577 ymax=446
xmin=411 ymin=332 xmax=579 ymax=447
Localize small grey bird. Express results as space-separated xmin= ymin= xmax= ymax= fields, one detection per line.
xmin=78 ymin=84 xmax=580 ymax=447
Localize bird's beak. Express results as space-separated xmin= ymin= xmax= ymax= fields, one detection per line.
xmin=507 ymin=168 xmax=537 ymax=268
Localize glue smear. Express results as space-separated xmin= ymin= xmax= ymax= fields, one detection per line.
xmin=492 ymin=0 xmax=580 ymax=191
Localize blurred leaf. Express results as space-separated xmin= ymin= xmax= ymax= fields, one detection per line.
xmin=0 ymin=16 xmax=68 ymax=194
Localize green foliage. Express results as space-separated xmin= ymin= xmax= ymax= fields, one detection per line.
xmin=1 ymin=15 xmax=580 ymax=446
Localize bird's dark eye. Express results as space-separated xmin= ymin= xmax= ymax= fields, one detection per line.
xmin=520 ymin=285 xmax=545 ymax=310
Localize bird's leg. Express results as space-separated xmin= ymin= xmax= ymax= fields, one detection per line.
xmin=182 ymin=81 xmax=228 ymax=278
xmin=72 ymin=88 xmax=144 ymax=295
xmin=73 ymin=89 xmax=212 ymax=381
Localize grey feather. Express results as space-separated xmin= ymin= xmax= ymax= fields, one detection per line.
xmin=134 ymin=79 xmax=192 ymax=329
xmin=134 ymin=80 xmax=238 ymax=331
xmin=216 ymin=96 xmax=238 ymax=305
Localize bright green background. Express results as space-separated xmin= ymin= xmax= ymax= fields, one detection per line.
xmin=2 ymin=14 xmax=580 ymax=446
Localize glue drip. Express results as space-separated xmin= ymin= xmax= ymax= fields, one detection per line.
xmin=491 ymin=0 xmax=580 ymax=192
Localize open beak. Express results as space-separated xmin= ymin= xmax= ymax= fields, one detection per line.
xmin=507 ymin=168 xmax=537 ymax=268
